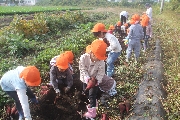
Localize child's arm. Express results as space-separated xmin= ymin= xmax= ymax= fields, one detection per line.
xmin=50 ymin=66 xmax=58 ymax=90
xmin=79 ymin=54 xmax=90 ymax=82
xmin=17 ymin=89 xmax=31 ymax=119
xmin=66 ymin=69 xmax=73 ymax=88
xmin=127 ymin=25 xmax=133 ymax=39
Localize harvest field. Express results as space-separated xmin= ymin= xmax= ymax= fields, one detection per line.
xmin=0 ymin=6 xmax=83 ymax=15
xmin=0 ymin=3 xmax=180 ymax=120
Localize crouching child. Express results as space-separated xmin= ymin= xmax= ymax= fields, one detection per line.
xmin=50 ymin=53 xmax=73 ymax=97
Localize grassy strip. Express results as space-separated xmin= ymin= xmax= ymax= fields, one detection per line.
xmin=0 ymin=6 xmax=86 ymax=15
xmin=153 ymin=7 xmax=180 ymax=119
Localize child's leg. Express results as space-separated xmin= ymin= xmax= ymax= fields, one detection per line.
xmin=126 ymin=42 xmax=133 ymax=61
xmin=134 ymin=42 xmax=141 ymax=60
xmin=106 ymin=51 xmax=121 ymax=77
xmin=88 ymin=86 xmax=98 ymax=108
xmin=5 ymin=91 xmax=24 ymax=119
xmin=143 ymin=35 xmax=150 ymax=50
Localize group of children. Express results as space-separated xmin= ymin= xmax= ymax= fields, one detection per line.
xmin=0 ymin=3 xmax=153 ymax=120
xmin=107 ymin=3 xmax=153 ymax=62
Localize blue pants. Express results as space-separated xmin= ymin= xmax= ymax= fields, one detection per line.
xmin=83 ymin=83 xmax=98 ymax=108
xmin=126 ymin=40 xmax=141 ymax=59
xmin=106 ymin=51 xmax=121 ymax=77
xmin=5 ymin=87 xmax=36 ymax=119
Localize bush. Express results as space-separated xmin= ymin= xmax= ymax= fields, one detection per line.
xmin=0 ymin=32 xmax=37 ymax=57
xmin=10 ymin=14 xmax=49 ymax=38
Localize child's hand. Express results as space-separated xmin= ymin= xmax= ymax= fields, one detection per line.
xmin=84 ymin=76 xmax=90 ymax=84
xmin=64 ymin=87 xmax=70 ymax=93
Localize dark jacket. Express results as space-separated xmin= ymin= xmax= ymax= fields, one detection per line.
xmin=50 ymin=66 xmax=73 ymax=90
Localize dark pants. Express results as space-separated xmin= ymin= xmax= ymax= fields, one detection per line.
xmin=83 ymin=83 xmax=98 ymax=108
xmin=121 ymin=15 xmax=127 ymax=24
xmin=5 ymin=87 xmax=36 ymax=119
xmin=143 ymin=26 xmax=146 ymax=39
xmin=143 ymin=35 xmax=150 ymax=50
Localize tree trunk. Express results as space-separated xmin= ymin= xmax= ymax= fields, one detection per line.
xmin=160 ymin=0 xmax=165 ymax=13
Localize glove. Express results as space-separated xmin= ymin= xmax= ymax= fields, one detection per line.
xmin=30 ymin=97 xmax=38 ymax=104
xmin=125 ymin=37 xmax=129 ymax=40
xmin=84 ymin=76 xmax=90 ymax=84
xmin=64 ymin=87 xmax=70 ymax=94
xmin=86 ymin=77 xmax=97 ymax=90
xmin=55 ymin=89 xmax=61 ymax=97
xmin=91 ymin=77 xmax=99 ymax=86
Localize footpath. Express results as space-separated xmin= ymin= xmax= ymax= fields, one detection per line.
xmin=128 ymin=40 xmax=167 ymax=120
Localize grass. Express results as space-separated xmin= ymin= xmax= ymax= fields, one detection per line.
xmin=153 ymin=6 xmax=180 ymax=119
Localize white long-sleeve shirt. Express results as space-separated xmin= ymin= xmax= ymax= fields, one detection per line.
xmin=146 ymin=7 xmax=152 ymax=20
xmin=120 ymin=11 xmax=129 ymax=18
xmin=105 ymin=32 xmax=122 ymax=52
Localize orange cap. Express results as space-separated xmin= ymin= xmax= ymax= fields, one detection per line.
xmin=130 ymin=19 xmax=135 ymax=24
xmin=56 ymin=53 xmax=69 ymax=69
xmin=131 ymin=14 xmax=140 ymax=22
xmin=117 ymin=21 xmax=121 ymax=26
xmin=19 ymin=66 xmax=41 ymax=86
xmin=141 ymin=14 xmax=149 ymax=27
xmin=91 ymin=39 xmax=107 ymax=60
xmin=109 ymin=25 xmax=115 ymax=30
xmin=91 ymin=23 xmax=107 ymax=32
xmin=86 ymin=45 xmax=91 ymax=53
xmin=64 ymin=51 xmax=74 ymax=64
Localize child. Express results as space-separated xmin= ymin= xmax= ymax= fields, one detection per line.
xmin=145 ymin=3 xmax=153 ymax=38
xmin=50 ymin=51 xmax=74 ymax=75
xmin=114 ymin=21 xmax=122 ymax=38
xmin=0 ymin=66 xmax=41 ymax=120
xmin=120 ymin=11 xmax=129 ymax=24
xmin=50 ymin=53 xmax=73 ymax=96
xmin=107 ymin=25 xmax=115 ymax=34
xmin=140 ymin=13 xmax=150 ymax=51
xmin=85 ymin=44 xmax=117 ymax=97
xmin=125 ymin=14 xmax=144 ymax=63
xmin=91 ymin=23 xmax=122 ymax=77
xmin=79 ymin=40 xmax=107 ymax=119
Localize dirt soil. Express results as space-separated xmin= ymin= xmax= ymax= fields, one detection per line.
xmin=31 ymin=73 xmax=89 ymax=120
